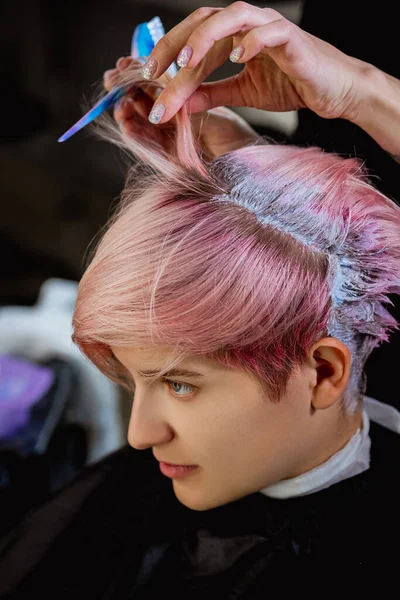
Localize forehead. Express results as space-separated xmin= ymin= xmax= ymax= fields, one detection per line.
xmin=111 ymin=346 xmax=227 ymax=374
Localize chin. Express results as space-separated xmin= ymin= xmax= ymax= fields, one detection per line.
xmin=172 ymin=482 xmax=224 ymax=512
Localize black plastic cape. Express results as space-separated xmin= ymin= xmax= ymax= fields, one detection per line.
xmin=0 ymin=420 xmax=398 ymax=599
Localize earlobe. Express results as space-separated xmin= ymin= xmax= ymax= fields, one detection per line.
xmin=310 ymin=338 xmax=351 ymax=410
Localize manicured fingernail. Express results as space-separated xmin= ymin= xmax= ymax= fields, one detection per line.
xmin=148 ymin=103 xmax=165 ymax=124
xmin=115 ymin=99 xmax=124 ymax=111
xmin=177 ymin=45 xmax=193 ymax=68
xmin=229 ymin=45 xmax=244 ymax=63
xmin=142 ymin=56 xmax=158 ymax=80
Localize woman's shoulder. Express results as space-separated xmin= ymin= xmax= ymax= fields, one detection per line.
xmin=0 ymin=445 xmax=176 ymax=597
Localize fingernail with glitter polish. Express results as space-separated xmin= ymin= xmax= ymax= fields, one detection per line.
xmin=148 ymin=103 xmax=165 ymax=124
xmin=177 ymin=45 xmax=193 ymax=68
xmin=142 ymin=56 xmax=158 ymax=80
xmin=229 ymin=45 xmax=245 ymax=63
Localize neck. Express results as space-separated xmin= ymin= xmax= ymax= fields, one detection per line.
xmin=262 ymin=408 xmax=369 ymax=499
xmin=290 ymin=406 xmax=364 ymax=479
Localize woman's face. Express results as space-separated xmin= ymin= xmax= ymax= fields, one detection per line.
xmin=112 ymin=345 xmax=341 ymax=511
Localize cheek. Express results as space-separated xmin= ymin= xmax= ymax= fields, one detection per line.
xmin=194 ymin=402 xmax=273 ymax=463
xmin=219 ymin=401 xmax=299 ymax=473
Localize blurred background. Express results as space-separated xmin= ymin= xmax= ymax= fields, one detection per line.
xmin=1 ymin=0 xmax=399 ymax=533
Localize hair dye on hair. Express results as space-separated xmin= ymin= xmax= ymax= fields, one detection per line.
xmin=72 ymin=62 xmax=400 ymax=414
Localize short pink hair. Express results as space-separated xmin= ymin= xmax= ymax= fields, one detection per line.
xmin=72 ymin=63 xmax=400 ymax=413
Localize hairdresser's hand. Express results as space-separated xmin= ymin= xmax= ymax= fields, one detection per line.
xmin=141 ymin=2 xmax=373 ymax=127
xmin=104 ymin=56 xmax=260 ymax=159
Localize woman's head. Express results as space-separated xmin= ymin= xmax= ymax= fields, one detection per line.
xmin=72 ymin=64 xmax=400 ymax=509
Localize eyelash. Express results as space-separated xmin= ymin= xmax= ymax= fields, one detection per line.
xmin=162 ymin=378 xmax=197 ymax=397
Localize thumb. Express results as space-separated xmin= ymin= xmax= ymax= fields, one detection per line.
xmin=186 ymin=76 xmax=245 ymax=114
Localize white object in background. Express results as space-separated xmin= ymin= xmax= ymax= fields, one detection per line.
xmin=0 ymin=278 xmax=125 ymax=463
xmin=233 ymin=107 xmax=299 ymax=137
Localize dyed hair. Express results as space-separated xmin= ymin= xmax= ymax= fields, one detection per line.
xmin=72 ymin=62 xmax=400 ymax=414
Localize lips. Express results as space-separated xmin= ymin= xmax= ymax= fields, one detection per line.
xmin=159 ymin=462 xmax=199 ymax=479
xmin=160 ymin=460 xmax=197 ymax=467
xmin=154 ymin=455 xmax=197 ymax=468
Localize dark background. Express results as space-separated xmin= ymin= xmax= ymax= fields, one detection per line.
xmin=1 ymin=0 xmax=399 ymax=404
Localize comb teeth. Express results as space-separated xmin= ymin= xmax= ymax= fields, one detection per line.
xmin=147 ymin=16 xmax=165 ymax=44
xmin=143 ymin=16 xmax=178 ymax=78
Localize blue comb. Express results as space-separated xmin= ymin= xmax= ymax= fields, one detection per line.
xmin=58 ymin=16 xmax=176 ymax=143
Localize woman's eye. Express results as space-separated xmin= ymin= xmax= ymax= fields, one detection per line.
xmin=164 ymin=379 xmax=196 ymax=396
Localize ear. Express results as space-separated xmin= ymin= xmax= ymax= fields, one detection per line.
xmin=308 ymin=337 xmax=351 ymax=410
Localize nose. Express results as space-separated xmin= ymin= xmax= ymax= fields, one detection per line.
xmin=127 ymin=383 xmax=174 ymax=450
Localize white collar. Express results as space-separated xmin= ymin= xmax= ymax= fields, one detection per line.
xmin=261 ymin=409 xmax=371 ymax=499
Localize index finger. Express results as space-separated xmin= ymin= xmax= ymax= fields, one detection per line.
xmin=142 ymin=6 xmax=222 ymax=80
xmin=145 ymin=4 xmax=282 ymax=124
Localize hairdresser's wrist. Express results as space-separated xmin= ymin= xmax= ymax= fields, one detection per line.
xmin=348 ymin=63 xmax=400 ymax=161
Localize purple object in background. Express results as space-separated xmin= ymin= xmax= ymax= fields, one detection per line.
xmin=0 ymin=355 xmax=54 ymax=439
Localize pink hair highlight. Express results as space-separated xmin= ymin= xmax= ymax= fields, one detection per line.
xmin=73 ymin=67 xmax=400 ymax=413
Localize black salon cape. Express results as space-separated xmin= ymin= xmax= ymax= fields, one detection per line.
xmin=0 ymin=420 xmax=398 ymax=599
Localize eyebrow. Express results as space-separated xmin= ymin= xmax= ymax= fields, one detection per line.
xmin=138 ymin=369 xmax=205 ymax=379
